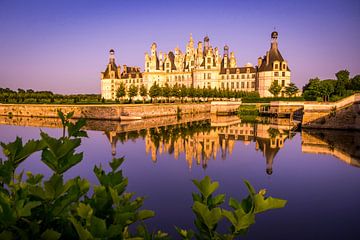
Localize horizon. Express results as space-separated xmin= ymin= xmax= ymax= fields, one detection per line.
xmin=0 ymin=0 xmax=359 ymax=94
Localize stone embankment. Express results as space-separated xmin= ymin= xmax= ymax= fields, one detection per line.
xmin=0 ymin=103 xmax=211 ymax=120
xmin=302 ymin=94 xmax=360 ymax=130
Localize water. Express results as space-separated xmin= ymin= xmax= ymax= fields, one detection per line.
xmin=0 ymin=115 xmax=359 ymax=239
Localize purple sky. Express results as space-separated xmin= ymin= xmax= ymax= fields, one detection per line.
xmin=0 ymin=0 xmax=359 ymax=94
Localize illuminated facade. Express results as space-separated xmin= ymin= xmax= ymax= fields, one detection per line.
xmin=101 ymin=32 xmax=291 ymax=100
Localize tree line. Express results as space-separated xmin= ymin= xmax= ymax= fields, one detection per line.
xmin=0 ymin=88 xmax=101 ymax=104
xmin=116 ymin=82 xmax=262 ymax=103
xmin=302 ymin=70 xmax=360 ymax=101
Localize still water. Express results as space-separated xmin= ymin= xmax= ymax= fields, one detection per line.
xmin=1 ymin=115 xmax=359 ymax=239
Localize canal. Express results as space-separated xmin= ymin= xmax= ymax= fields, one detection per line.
xmin=0 ymin=115 xmax=359 ymax=239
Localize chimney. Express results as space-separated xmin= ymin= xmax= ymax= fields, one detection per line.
xmin=258 ymin=57 xmax=262 ymax=66
xmin=117 ymin=66 xmax=121 ymax=77
xmin=266 ymin=52 xmax=269 ymax=65
xmin=123 ymin=65 xmax=127 ymax=73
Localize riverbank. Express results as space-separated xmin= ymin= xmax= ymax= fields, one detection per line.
xmin=0 ymin=103 xmax=211 ymax=120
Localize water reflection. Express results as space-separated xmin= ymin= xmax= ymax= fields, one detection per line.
xmin=105 ymin=116 xmax=296 ymax=174
xmin=1 ymin=115 xmax=359 ymax=171
xmin=302 ymin=129 xmax=360 ymax=167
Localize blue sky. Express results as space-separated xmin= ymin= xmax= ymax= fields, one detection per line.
xmin=0 ymin=0 xmax=359 ymax=93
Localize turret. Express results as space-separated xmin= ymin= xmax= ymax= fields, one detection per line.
xmin=109 ymin=49 xmax=115 ymax=64
xmin=204 ymin=35 xmax=210 ymax=52
xmin=271 ymin=31 xmax=278 ymax=49
xmin=151 ymin=42 xmax=157 ymax=56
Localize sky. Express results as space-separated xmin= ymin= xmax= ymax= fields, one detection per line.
xmin=0 ymin=0 xmax=359 ymax=94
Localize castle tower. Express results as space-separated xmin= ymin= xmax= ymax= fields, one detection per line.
xmin=257 ymin=31 xmax=291 ymax=97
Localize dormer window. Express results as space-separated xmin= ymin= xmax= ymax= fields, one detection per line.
xmin=282 ymin=63 xmax=286 ymax=70
xmin=246 ymin=68 xmax=250 ymax=74
xmin=274 ymin=63 xmax=279 ymax=70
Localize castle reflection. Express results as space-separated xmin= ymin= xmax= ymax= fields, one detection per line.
xmin=105 ymin=116 xmax=295 ymax=174
xmin=301 ymin=129 xmax=360 ymax=167
xmin=1 ymin=115 xmax=359 ymax=172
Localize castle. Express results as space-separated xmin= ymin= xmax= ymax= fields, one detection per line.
xmin=101 ymin=31 xmax=291 ymax=100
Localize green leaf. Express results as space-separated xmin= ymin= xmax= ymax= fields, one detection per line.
xmin=77 ymin=203 xmax=93 ymax=222
xmin=26 ymin=172 xmax=44 ymax=185
xmin=192 ymin=201 xmax=222 ymax=230
xmin=16 ymin=200 xmax=41 ymax=217
xmin=1 ymin=137 xmax=45 ymax=167
xmin=90 ymin=216 xmax=107 ymax=237
xmin=222 ymin=209 xmax=255 ymax=232
xmin=69 ymin=217 xmax=93 ymax=240
xmin=66 ymin=111 xmax=74 ymax=120
xmin=254 ymin=194 xmax=287 ymax=214
xmin=137 ymin=210 xmax=155 ymax=220
xmin=175 ymin=227 xmax=194 ymax=240
xmin=40 ymin=132 xmax=83 ymax=174
xmin=41 ymin=229 xmax=61 ymax=240
xmin=109 ymin=157 xmax=125 ymax=172
xmin=67 ymin=119 xmax=88 ymax=138
xmin=0 ymin=160 xmax=13 ymax=184
xmin=192 ymin=176 xmax=219 ymax=199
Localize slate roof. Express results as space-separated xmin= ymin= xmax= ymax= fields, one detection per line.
xmin=102 ymin=62 xmax=120 ymax=79
xmin=258 ymin=43 xmax=290 ymax=72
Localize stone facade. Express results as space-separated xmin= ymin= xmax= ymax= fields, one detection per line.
xmin=101 ymin=32 xmax=292 ymax=100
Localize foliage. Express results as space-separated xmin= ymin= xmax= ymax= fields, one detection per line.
xmin=238 ymin=105 xmax=259 ymax=115
xmin=284 ymin=82 xmax=299 ymax=97
xmin=140 ymin=84 xmax=148 ymax=102
xmin=268 ymin=81 xmax=282 ymax=97
xmin=0 ymin=112 xmax=287 ymax=239
xmin=116 ymin=82 xmax=126 ymax=100
xmin=302 ymin=69 xmax=360 ymax=102
xmin=176 ymin=176 xmax=287 ymax=239
xmin=128 ymin=84 xmax=138 ymax=102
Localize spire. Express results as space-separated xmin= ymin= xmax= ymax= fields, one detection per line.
xmin=109 ymin=49 xmax=115 ymax=63
xmin=271 ymin=31 xmax=278 ymax=49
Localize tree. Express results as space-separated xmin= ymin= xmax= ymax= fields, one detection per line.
xmin=116 ymin=82 xmax=126 ymax=101
xmin=149 ymin=82 xmax=160 ymax=102
xmin=180 ymin=84 xmax=187 ymax=102
xmin=284 ymin=82 xmax=299 ymax=97
xmin=319 ymin=80 xmax=335 ymax=101
xmin=162 ymin=83 xmax=171 ymax=102
xmin=268 ymin=81 xmax=282 ymax=97
xmin=351 ymin=75 xmax=360 ymax=90
xmin=128 ymin=84 xmax=138 ymax=103
xmin=139 ymin=84 xmax=148 ymax=103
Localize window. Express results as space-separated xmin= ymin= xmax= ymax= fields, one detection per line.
xmin=166 ymin=63 xmax=169 ymax=68
xmin=207 ymin=66 xmax=210 ymax=69
xmin=282 ymin=72 xmax=285 ymax=77
xmin=231 ymin=82 xmax=234 ymax=89
xmin=191 ymin=61 xmax=194 ymax=66
xmin=274 ymin=63 xmax=279 ymax=69
xmin=247 ymin=74 xmax=249 ymax=79
xmin=221 ymin=83 xmax=225 ymax=88
xmin=251 ymin=82 xmax=255 ymax=88
xmin=247 ymin=82 xmax=249 ymax=88
xmin=241 ymin=82 xmax=244 ymax=88
xmin=237 ymin=82 xmax=239 ymax=88
xmin=222 ymin=75 xmax=224 ymax=80
xmin=208 ymin=73 xmax=211 ymax=79
xmin=274 ymin=72 xmax=279 ymax=77
xmin=252 ymin=74 xmax=255 ymax=78
xmin=237 ymin=75 xmax=239 ymax=79
xmin=282 ymin=80 xmax=285 ymax=86
xmin=282 ymin=64 xmax=286 ymax=70
xmin=231 ymin=75 xmax=234 ymax=79
xmin=274 ymin=80 xmax=278 ymax=85
xmin=207 ymin=58 xmax=211 ymax=64
xmin=204 ymin=73 xmax=206 ymax=79
xmin=241 ymin=75 xmax=245 ymax=79
xmin=147 ymin=63 xmax=149 ymax=67
xmin=175 ymin=76 xmax=178 ymax=80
